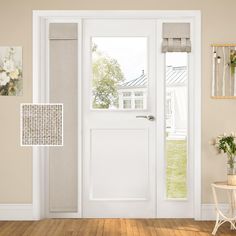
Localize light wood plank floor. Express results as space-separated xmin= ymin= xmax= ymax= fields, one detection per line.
xmin=0 ymin=219 xmax=235 ymax=236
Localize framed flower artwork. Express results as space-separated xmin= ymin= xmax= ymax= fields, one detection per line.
xmin=0 ymin=47 xmax=22 ymax=96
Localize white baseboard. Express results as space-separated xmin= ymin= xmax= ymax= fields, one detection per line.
xmin=0 ymin=203 xmax=228 ymax=221
xmin=0 ymin=204 xmax=34 ymax=220
xmin=201 ymin=204 xmax=228 ymax=221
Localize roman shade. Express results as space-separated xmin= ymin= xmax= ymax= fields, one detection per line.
xmin=162 ymin=23 xmax=191 ymax=53
xmin=49 ymin=23 xmax=78 ymax=213
xmin=49 ymin=23 xmax=78 ymax=40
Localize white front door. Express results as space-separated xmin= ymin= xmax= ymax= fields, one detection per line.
xmin=83 ymin=19 xmax=157 ymax=218
xmin=82 ymin=17 xmax=196 ymax=218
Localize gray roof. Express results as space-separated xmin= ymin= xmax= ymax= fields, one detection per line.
xmin=119 ymin=66 xmax=187 ymax=89
xmin=166 ymin=66 xmax=187 ymax=86
xmin=120 ymin=73 xmax=147 ymax=88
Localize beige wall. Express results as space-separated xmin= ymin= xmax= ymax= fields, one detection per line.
xmin=0 ymin=0 xmax=235 ymax=204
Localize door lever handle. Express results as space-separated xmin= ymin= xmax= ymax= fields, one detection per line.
xmin=136 ymin=115 xmax=155 ymax=121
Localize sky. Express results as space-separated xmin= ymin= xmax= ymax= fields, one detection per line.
xmin=93 ymin=37 xmax=147 ymax=81
xmin=92 ymin=37 xmax=187 ymax=82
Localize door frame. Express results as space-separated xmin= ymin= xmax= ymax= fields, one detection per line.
xmin=32 ymin=10 xmax=201 ymax=220
xmin=156 ymin=18 xmax=200 ymax=218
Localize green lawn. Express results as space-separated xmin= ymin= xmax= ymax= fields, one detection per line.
xmin=166 ymin=139 xmax=187 ymax=199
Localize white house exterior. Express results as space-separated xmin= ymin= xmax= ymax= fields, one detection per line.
xmin=118 ymin=66 xmax=187 ymax=136
xmin=118 ymin=70 xmax=147 ymax=110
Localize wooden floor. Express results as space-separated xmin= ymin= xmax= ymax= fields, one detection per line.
xmin=0 ymin=219 xmax=235 ymax=236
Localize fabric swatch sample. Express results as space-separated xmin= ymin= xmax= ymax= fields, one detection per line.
xmin=21 ymin=104 xmax=63 ymax=146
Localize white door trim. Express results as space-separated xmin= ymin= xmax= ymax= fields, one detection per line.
xmin=32 ymin=10 xmax=201 ymax=219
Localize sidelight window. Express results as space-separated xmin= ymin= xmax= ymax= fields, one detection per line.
xmin=165 ymin=52 xmax=188 ymax=199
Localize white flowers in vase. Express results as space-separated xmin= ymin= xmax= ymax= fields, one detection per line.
xmin=0 ymin=47 xmax=22 ymax=96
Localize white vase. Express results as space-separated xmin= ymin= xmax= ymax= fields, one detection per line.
xmin=227 ymin=163 xmax=236 ymax=185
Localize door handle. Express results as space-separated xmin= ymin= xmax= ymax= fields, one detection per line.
xmin=136 ymin=115 xmax=155 ymax=121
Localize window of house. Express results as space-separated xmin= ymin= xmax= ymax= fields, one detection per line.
xmin=166 ymin=92 xmax=173 ymax=129
xmin=134 ymin=91 xmax=143 ymax=97
xmin=123 ymin=100 xmax=131 ymax=109
xmin=166 ymin=92 xmax=172 ymax=117
xmin=135 ymin=99 xmax=143 ymax=109
xmin=123 ymin=92 xmax=131 ymax=97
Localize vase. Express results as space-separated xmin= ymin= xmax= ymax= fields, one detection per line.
xmin=227 ymin=162 xmax=236 ymax=185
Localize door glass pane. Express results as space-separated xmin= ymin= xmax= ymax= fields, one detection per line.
xmin=165 ymin=52 xmax=188 ymax=199
xmin=92 ymin=37 xmax=147 ymax=110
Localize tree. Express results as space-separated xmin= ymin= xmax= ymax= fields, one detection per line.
xmin=92 ymin=44 xmax=124 ymax=109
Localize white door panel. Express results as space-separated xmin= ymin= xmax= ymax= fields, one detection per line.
xmin=83 ymin=19 xmax=156 ymax=218
xmin=90 ymin=129 xmax=149 ymax=200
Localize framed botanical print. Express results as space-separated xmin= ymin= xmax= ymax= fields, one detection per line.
xmin=0 ymin=47 xmax=22 ymax=96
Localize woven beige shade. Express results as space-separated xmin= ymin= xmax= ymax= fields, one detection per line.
xmin=49 ymin=23 xmax=78 ymax=40
xmin=162 ymin=23 xmax=191 ymax=53
xmin=49 ymin=23 xmax=78 ymax=212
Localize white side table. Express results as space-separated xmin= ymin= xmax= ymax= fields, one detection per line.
xmin=211 ymin=182 xmax=236 ymax=235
